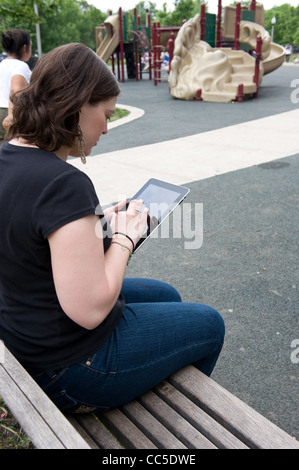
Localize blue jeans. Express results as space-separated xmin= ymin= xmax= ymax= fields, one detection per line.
xmin=32 ymin=279 xmax=225 ymax=413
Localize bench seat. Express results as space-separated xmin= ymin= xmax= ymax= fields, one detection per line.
xmin=1 ymin=344 xmax=298 ymax=449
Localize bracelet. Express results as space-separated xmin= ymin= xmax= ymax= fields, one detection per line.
xmin=111 ymin=241 xmax=133 ymax=264
xmin=112 ymin=232 xmax=135 ymax=252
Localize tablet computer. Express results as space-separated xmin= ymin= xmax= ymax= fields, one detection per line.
xmin=127 ymin=178 xmax=190 ymax=252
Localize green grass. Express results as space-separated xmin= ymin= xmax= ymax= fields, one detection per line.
xmin=110 ymin=107 xmax=130 ymax=123
xmin=0 ymin=397 xmax=34 ymax=449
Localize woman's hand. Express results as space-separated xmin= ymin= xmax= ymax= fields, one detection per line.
xmin=103 ymin=200 xmax=127 ymax=223
xmin=2 ymin=114 xmax=13 ymax=131
xmin=110 ymin=199 xmax=149 ymax=248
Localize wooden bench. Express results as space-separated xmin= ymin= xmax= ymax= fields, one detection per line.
xmin=1 ymin=344 xmax=298 ymax=449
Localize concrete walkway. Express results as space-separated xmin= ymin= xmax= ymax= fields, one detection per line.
xmin=70 ymin=64 xmax=299 ymax=440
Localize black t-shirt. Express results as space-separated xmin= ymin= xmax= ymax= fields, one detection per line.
xmin=0 ymin=143 xmax=124 ymax=373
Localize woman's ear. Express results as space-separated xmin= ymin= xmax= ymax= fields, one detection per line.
xmin=22 ymin=42 xmax=32 ymax=61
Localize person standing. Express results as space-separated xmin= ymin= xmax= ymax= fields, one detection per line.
xmin=0 ymin=29 xmax=32 ymax=145
xmin=285 ymin=42 xmax=293 ymax=62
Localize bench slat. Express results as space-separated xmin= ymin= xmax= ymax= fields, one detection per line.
xmin=100 ymin=408 xmax=157 ymax=449
xmin=68 ymin=414 xmax=123 ymax=449
xmin=0 ymin=364 xmax=65 ymax=449
xmin=170 ymin=366 xmax=299 ymax=449
xmin=122 ymin=399 xmax=187 ymax=449
xmin=139 ymin=390 xmax=216 ymax=449
xmin=155 ymin=381 xmax=248 ymax=449
xmin=0 ymin=345 xmax=90 ymax=449
xmin=67 ymin=415 xmax=101 ymax=449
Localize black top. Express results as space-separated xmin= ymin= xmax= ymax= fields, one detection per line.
xmin=0 ymin=143 xmax=124 ymax=373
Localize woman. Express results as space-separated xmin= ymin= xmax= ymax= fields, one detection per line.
xmin=0 ymin=29 xmax=32 ymax=145
xmin=0 ymin=43 xmax=224 ymax=413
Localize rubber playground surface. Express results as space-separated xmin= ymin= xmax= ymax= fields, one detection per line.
xmin=70 ymin=64 xmax=299 ymax=440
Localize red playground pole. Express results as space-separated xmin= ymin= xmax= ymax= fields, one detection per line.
xmin=146 ymin=13 xmax=152 ymax=80
xmin=216 ymin=0 xmax=222 ymax=47
xmin=250 ymin=0 xmax=256 ymax=21
xmin=157 ymin=21 xmax=161 ymax=83
xmin=168 ymin=32 xmax=175 ymax=71
xmin=153 ymin=22 xmax=157 ymax=86
xmin=200 ymin=3 xmax=205 ymax=41
xmin=237 ymin=83 xmax=244 ymax=102
xmin=119 ymin=8 xmax=125 ymax=83
xmin=134 ymin=8 xmax=139 ymax=81
xmin=234 ymin=2 xmax=241 ymax=50
xmin=254 ymin=35 xmax=262 ymax=98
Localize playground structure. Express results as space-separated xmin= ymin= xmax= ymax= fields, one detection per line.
xmin=96 ymin=8 xmax=152 ymax=81
xmin=95 ymin=1 xmax=285 ymax=103
xmin=96 ymin=7 xmax=185 ymax=85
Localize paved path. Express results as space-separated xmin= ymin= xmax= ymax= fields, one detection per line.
xmin=71 ymin=64 xmax=299 ymax=440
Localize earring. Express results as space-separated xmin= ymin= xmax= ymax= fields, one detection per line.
xmin=78 ymin=126 xmax=86 ymax=164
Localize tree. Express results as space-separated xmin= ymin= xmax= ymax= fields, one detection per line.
xmin=0 ymin=0 xmax=46 ymax=28
xmin=156 ymin=0 xmax=202 ymax=25
xmin=0 ymin=0 xmax=59 ymax=52
xmin=0 ymin=0 xmax=106 ymax=54
xmin=264 ymin=4 xmax=299 ymax=46
xmin=38 ymin=0 xmax=103 ymax=52
xmin=1 ymin=1 xmax=298 ymax=55
xmin=34 ymin=0 xmax=107 ymax=52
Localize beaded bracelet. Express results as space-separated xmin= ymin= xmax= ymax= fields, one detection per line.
xmin=112 ymin=232 xmax=135 ymax=252
xmin=111 ymin=241 xmax=133 ymax=264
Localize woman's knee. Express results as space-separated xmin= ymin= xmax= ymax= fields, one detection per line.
xmin=190 ymin=304 xmax=225 ymax=346
xmin=208 ymin=307 xmax=225 ymax=345
xmin=156 ymin=280 xmax=182 ymax=302
xmin=122 ymin=278 xmax=182 ymax=303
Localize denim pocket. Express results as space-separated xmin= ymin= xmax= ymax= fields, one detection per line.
xmin=51 ymin=389 xmax=102 ymax=414
xmin=33 ymin=367 xmax=106 ymax=413
xmin=33 ymin=367 xmax=68 ymax=391
xmin=50 ymin=389 xmax=79 ymax=412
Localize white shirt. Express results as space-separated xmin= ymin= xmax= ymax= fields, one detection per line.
xmin=0 ymin=58 xmax=31 ymax=107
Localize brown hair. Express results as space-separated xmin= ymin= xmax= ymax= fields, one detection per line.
xmin=8 ymin=43 xmax=121 ymax=151
xmin=1 ymin=29 xmax=31 ymax=59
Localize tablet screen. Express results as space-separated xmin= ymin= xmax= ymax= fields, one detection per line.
xmin=128 ymin=178 xmax=190 ymax=252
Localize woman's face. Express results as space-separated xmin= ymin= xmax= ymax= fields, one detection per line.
xmin=70 ymin=96 xmax=117 ymax=158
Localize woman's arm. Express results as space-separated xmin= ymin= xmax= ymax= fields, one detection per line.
xmin=3 ymin=74 xmax=28 ymax=130
xmin=48 ymin=201 xmax=147 ymax=330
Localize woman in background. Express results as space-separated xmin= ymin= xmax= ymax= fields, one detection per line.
xmin=0 ymin=29 xmax=32 ymax=145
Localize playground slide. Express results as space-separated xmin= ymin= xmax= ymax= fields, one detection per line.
xmin=169 ymin=15 xmax=261 ymax=102
xmin=263 ymin=43 xmax=285 ymax=75
xmin=169 ymin=16 xmax=285 ymax=102
xmin=239 ymin=20 xmax=285 ymax=75
xmin=96 ymin=15 xmax=120 ymax=63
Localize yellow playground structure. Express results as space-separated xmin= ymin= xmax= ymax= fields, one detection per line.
xmin=96 ymin=2 xmax=286 ymax=103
